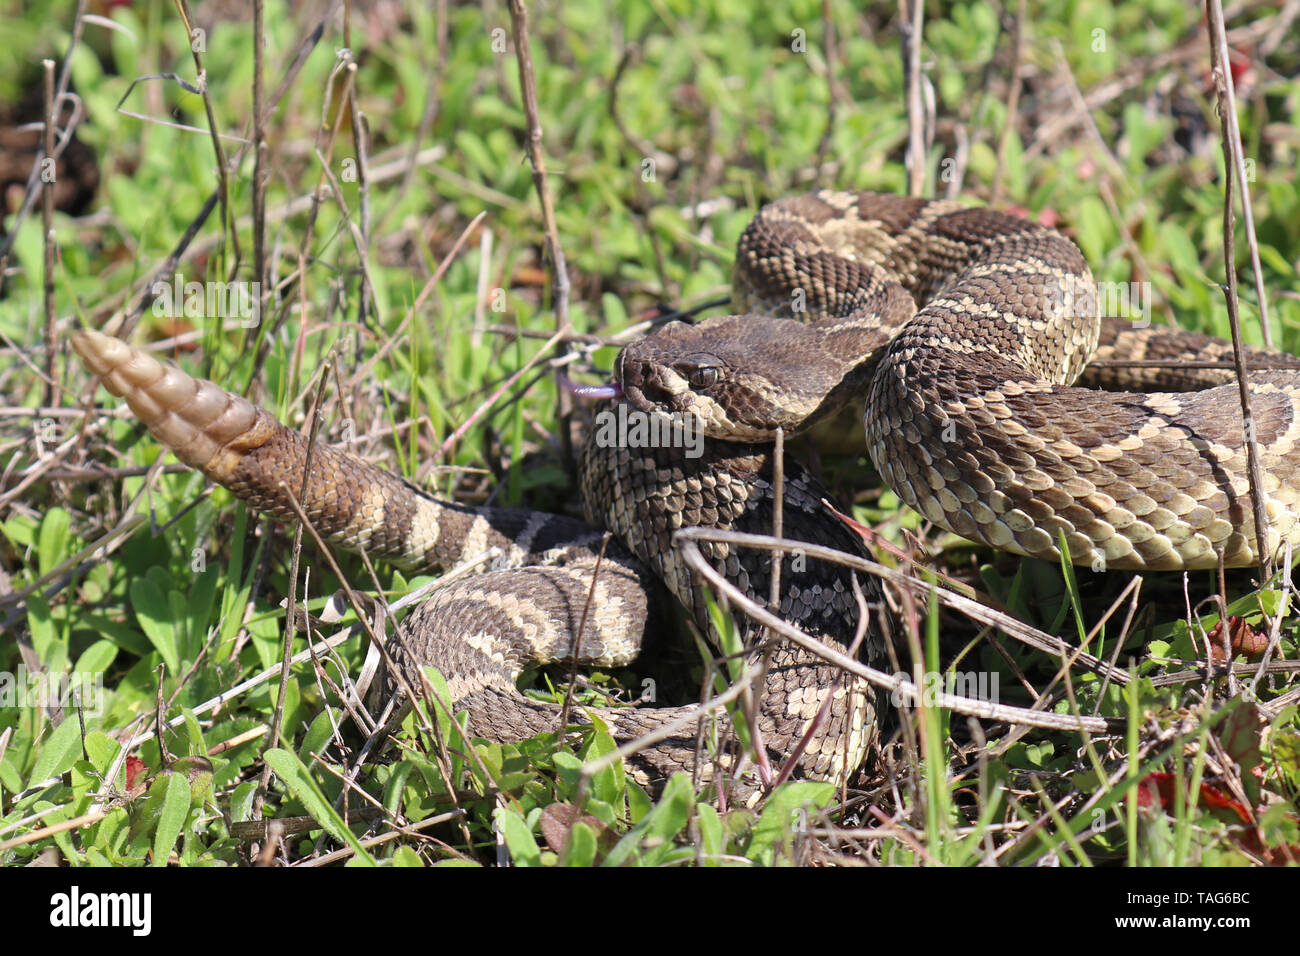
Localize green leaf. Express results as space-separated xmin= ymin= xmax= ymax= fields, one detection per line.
xmin=627 ymin=780 xmax=652 ymax=823
xmin=0 ymin=755 xmax=22 ymax=793
xmin=579 ymin=715 xmax=624 ymax=809
xmin=747 ymin=781 xmax=834 ymax=865
xmin=563 ymin=821 xmax=598 ymax=866
xmin=1256 ymin=243 xmax=1292 ymax=278
xmin=186 ymin=567 xmax=219 ymax=654
xmin=494 ymin=806 xmax=542 ymax=866
xmin=83 ymin=731 xmax=121 ymax=780
xmin=151 ymin=771 xmax=191 ymax=866
xmin=25 ymin=593 xmax=60 ymax=667
xmin=1025 ymin=741 xmax=1054 ymax=767
xmin=73 ymin=639 xmax=119 ymax=679
xmin=37 ymin=507 xmax=71 ymax=578
xmin=299 ymin=709 xmax=337 ymax=764
xmin=2 ymin=512 xmax=36 ymax=549
xmin=417 ymin=666 xmax=462 ymax=746
xmin=389 ymin=846 xmax=425 ymax=867
xmin=604 ymin=772 xmax=693 ymax=866
xmin=181 ymin=709 xmax=207 ymax=758
xmin=263 ymin=748 xmax=377 ymax=866
xmin=696 ymin=802 xmax=724 ymax=864
xmin=229 ymin=781 xmax=258 ymax=824
xmin=130 ymin=576 xmax=180 ymax=675
xmin=171 ymin=755 xmax=214 ymax=807
xmin=28 ymin=716 xmax=83 ymax=787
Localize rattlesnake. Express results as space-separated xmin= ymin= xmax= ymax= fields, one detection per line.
xmin=620 ymin=191 xmax=1300 ymax=571
xmin=71 ymin=191 xmax=1300 ymax=797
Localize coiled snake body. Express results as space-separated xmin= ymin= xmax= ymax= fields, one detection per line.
xmin=73 ymin=191 xmax=1300 ymax=796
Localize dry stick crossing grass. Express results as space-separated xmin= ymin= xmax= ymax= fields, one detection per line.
xmin=899 ymin=0 xmax=927 ymax=198
xmin=507 ymin=0 xmax=577 ymax=477
xmin=40 ymin=60 xmax=57 ymax=411
xmin=989 ymin=0 xmax=1027 ymax=207
xmin=1207 ymin=0 xmax=1277 ymax=583
xmin=670 ymin=529 xmax=1114 ymax=734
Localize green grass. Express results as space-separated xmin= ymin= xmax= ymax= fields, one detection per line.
xmin=1 ymin=0 xmax=1298 ymax=866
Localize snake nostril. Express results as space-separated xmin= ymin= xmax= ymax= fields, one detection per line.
xmin=621 ymin=365 xmax=679 ymax=410
xmin=621 ymin=359 xmax=654 ymax=393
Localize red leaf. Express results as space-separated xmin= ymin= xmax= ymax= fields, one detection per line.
xmin=125 ymin=755 xmax=148 ymax=792
xmin=1137 ymin=772 xmax=1251 ymax=825
xmin=1208 ymin=616 xmax=1269 ymax=661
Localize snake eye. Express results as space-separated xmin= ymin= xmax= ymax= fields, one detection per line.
xmin=680 ymin=353 xmax=723 ymax=390
xmin=688 ymin=366 xmax=720 ymax=389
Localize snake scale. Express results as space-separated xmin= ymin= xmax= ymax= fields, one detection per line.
xmin=72 ymin=190 xmax=1300 ymax=797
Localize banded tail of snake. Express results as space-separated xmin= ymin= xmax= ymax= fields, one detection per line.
xmin=72 ymin=330 xmax=882 ymax=797
xmin=71 ymin=191 xmax=1300 ymax=797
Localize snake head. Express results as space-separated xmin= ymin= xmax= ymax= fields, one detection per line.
xmin=616 ymin=320 xmax=720 ymax=417
xmin=617 ymin=316 xmax=857 ymax=441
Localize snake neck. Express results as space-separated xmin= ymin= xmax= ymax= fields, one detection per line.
xmin=579 ymin=404 xmax=883 ymax=653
